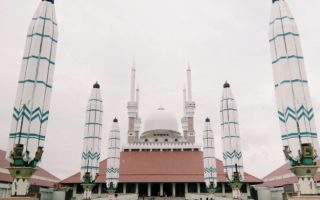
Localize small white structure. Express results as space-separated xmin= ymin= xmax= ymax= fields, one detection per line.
xmin=220 ymin=81 xmax=244 ymax=199
xmin=202 ymin=118 xmax=217 ymax=198
xmin=269 ymin=0 xmax=319 ymax=195
xmin=106 ymin=118 xmax=121 ymax=193
xmin=81 ymin=82 xmax=103 ymax=200
xmin=5 ymin=0 xmax=58 ymax=196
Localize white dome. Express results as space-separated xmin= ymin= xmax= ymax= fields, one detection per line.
xmin=143 ymin=107 xmax=179 ymax=132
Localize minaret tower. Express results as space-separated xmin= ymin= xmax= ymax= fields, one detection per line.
xmin=202 ymin=118 xmax=217 ymax=197
xmin=127 ymin=66 xmax=139 ymax=144
xmin=6 ymin=0 xmax=58 ymax=196
xmin=220 ymin=82 xmax=244 ymax=199
xmin=269 ymin=0 xmax=319 ymax=195
xmin=106 ymin=118 xmax=121 ymax=196
xmin=185 ymin=66 xmax=196 ymax=143
xmin=81 ymin=82 xmax=103 ymax=200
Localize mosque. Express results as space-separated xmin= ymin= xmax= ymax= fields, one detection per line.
xmin=59 ymin=68 xmax=263 ymax=200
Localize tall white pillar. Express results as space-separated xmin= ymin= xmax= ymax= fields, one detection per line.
xmin=197 ymin=183 xmax=200 ymax=194
xmin=222 ymin=184 xmax=226 ymax=197
xmin=98 ymin=184 xmax=102 ymax=197
xmin=148 ymin=183 xmax=151 ymax=197
xmin=136 ymin=183 xmax=139 ymax=194
xmin=246 ymin=183 xmax=250 ymax=197
xmin=172 ymin=183 xmax=176 ymax=197
xmin=160 ymin=183 xmax=163 ymax=196
xmin=185 ymin=183 xmax=188 ymax=194
xmin=73 ymin=184 xmax=77 ymax=198
xmin=123 ymin=184 xmax=127 ymax=194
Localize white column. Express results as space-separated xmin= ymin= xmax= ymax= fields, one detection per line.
xmin=222 ymin=184 xmax=226 ymax=197
xmin=185 ymin=183 xmax=188 ymax=194
xmin=98 ymin=184 xmax=102 ymax=197
xmin=148 ymin=183 xmax=151 ymax=197
xmin=73 ymin=184 xmax=77 ymax=198
xmin=197 ymin=183 xmax=200 ymax=194
xmin=123 ymin=184 xmax=127 ymax=194
xmin=136 ymin=183 xmax=139 ymax=194
xmin=172 ymin=183 xmax=176 ymax=197
xmin=246 ymin=183 xmax=250 ymax=197
xmin=160 ymin=183 xmax=163 ymax=196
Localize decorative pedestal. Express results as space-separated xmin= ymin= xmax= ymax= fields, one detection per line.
xmin=291 ymin=166 xmax=318 ymax=195
xmin=7 ymin=167 xmax=36 ymax=197
xmin=81 ymin=183 xmax=95 ymax=200
xmin=231 ymin=182 xmax=242 ymax=199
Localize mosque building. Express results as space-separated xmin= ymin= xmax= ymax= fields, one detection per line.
xmin=60 ymin=68 xmax=263 ymax=200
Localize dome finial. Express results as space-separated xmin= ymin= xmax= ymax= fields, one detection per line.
xmin=42 ymin=0 xmax=54 ymax=4
xmin=223 ymin=81 xmax=230 ymax=88
xmin=93 ymin=81 xmax=100 ymax=89
xmin=113 ymin=118 xmax=118 ymax=123
xmin=205 ymin=118 xmax=210 ymax=122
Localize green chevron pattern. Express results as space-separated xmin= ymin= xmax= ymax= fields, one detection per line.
xmin=278 ymin=105 xmax=314 ymax=123
xmin=107 ymin=167 xmax=119 ymax=173
xmin=82 ymin=151 xmax=100 ymax=160
xmin=13 ymin=105 xmax=49 ymax=123
xmin=223 ymin=150 xmax=242 ymax=160
xmin=204 ymin=167 xmax=216 ymax=174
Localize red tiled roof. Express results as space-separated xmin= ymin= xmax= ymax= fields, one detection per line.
xmin=61 ymin=151 xmax=262 ymax=184
xmin=260 ymin=160 xmax=320 ymax=187
xmin=0 ymin=149 xmax=60 ymax=188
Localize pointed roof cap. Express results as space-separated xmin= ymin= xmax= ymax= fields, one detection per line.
xmin=205 ymin=118 xmax=210 ymax=122
xmin=223 ymin=81 xmax=230 ymax=88
xmin=113 ymin=118 xmax=118 ymax=123
xmin=43 ymin=0 xmax=54 ymax=4
xmin=93 ymin=82 xmax=100 ymax=89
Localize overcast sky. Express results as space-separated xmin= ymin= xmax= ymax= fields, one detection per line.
xmin=1 ymin=0 xmax=320 ymax=180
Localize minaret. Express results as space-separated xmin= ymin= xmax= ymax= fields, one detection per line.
xmin=220 ymin=81 xmax=244 ymax=199
xmin=181 ymin=86 xmax=188 ymax=139
xmin=127 ymin=66 xmax=138 ymax=144
xmin=202 ymin=118 xmax=217 ymax=197
xmin=269 ymin=0 xmax=319 ymax=195
xmin=185 ymin=66 xmax=196 ymax=143
xmin=106 ymin=118 xmax=121 ymax=196
xmin=81 ymin=82 xmax=103 ymax=200
xmin=6 ymin=0 xmax=58 ymax=196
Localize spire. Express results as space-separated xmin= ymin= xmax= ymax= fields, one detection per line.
xmin=130 ymin=65 xmax=136 ymax=102
xmin=136 ymin=85 xmax=140 ymax=108
xmin=183 ymin=85 xmax=186 ymax=111
xmin=187 ymin=64 xmax=192 ymax=101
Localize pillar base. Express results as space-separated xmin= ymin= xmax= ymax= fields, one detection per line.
xmin=231 ymin=182 xmax=242 ymax=199
xmin=291 ymin=166 xmax=318 ymax=195
xmin=81 ymin=183 xmax=95 ymax=200
xmin=8 ymin=166 xmax=36 ymax=197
